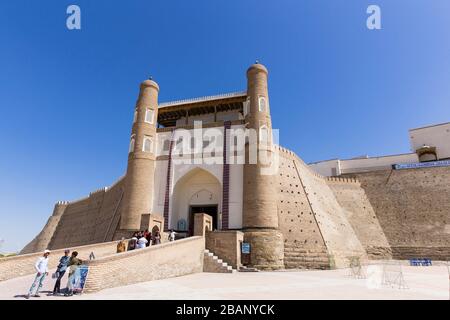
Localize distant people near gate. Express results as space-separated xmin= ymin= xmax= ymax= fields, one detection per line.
xmin=153 ymin=230 xmax=161 ymax=245
xmin=143 ymin=229 xmax=150 ymax=244
xmin=145 ymin=229 xmax=152 ymax=246
xmin=117 ymin=238 xmax=127 ymax=253
xmin=52 ymin=249 xmax=70 ymax=295
xmin=137 ymin=234 xmax=148 ymax=249
xmin=26 ymin=249 xmax=51 ymax=299
xmin=128 ymin=235 xmax=138 ymax=251
xmin=169 ymin=230 xmax=176 ymax=242
xmin=65 ymin=251 xmax=82 ymax=296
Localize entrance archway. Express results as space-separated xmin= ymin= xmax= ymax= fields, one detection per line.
xmin=171 ymin=167 xmax=222 ymax=234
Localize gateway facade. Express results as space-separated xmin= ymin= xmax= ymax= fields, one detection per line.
xmin=22 ymin=63 xmax=450 ymax=269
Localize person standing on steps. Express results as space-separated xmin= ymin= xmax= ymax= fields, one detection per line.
xmin=26 ymin=249 xmax=51 ymax=299
xmin=52 ymin=249 xmax=70 ymax=295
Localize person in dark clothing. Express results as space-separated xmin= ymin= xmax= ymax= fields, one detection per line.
xmin=145 ymin=230 xmax=152 ymax=246
xmin=52 ymin=249 xmax=70 ymax=295
xmin=128 ymin=236 xmax=137 ymax=250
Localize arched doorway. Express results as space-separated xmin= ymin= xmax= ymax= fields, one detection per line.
xmin=171 ymin=167 xmax=222 ymax=235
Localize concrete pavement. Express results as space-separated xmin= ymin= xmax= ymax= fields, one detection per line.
xmin=0 ymin=265 xmax=448 ymax=300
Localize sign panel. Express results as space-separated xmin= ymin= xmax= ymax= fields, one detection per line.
xmin=241 ymin=243 xmax=251 ymax=254
xmin=393 ymin=160 xmax=450 ymax=170
xmin=72 ymin=265 xmax=89 ymax=294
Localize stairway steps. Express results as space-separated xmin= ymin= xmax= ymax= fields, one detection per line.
xmin=203 ymin=250 xmax=235 ymax=274
xmin=238 ymin=266 xmax=259 ymax=272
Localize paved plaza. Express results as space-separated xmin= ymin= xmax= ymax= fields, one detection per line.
xmin=0 ymin=264 xmax=448 ymax=300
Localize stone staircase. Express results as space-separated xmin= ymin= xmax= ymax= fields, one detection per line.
xmin=203 ymin=249 xmax=236 ymax=273
xmin=284 ymin=244 xmax=331 ymax=269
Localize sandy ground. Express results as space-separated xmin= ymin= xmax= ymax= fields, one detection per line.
xmin=0 ymin=265 xmax=448 ymax=300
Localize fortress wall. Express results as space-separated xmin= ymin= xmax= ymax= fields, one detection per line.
xmin=277 ymin=152 xmax=329 ymax=269
xmin=347 ymin=167 xmax=450 ymax=260
xmin=20 ymin=203 xmax=68 ymax=254
xmin=276 ymin=147 xmax=366 ymax=268
xmin=49 ymin=177 xmax=125 ymax=250
xmin=0 ymin=240 xmax=122 ymax=281
xmin=293 ymin=158 xmax=366 ymax=267
xmin=21 ymin=177 xmax=126 ymax=254
xmin=92 ymin=179 xmax=125 ymax=242
xmin=326 ymin=178 xmax=392 ymax=259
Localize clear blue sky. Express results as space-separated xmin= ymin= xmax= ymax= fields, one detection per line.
xmin=0 ymin=1 xmax=449 ymax=252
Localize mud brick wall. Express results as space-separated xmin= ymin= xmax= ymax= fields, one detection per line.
xmin=84 ymin=236 xmax=205 ymax=292
xmin=347 ymin=167 xmax=450 ymax=260
xmin=0 ymin=240 xmax=122 ymax=281
xmin=327 ymin=178 xmax=391 ymax=259
xmin=276 ymin=147 xmax=366 ymax=268
xmin=22 ymin=177 xmax=126 ymax=254
xmin=206 ymin=230 xmax=243 ymax=268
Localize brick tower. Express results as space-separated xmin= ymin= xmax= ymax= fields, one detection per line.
xmin=242 ymin=62 xmax=284 ymax=269
xmin=120 ymin=78 xmax=159 ymax=231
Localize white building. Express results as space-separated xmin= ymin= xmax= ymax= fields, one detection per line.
xmin=409 ymin=122 xmax=450 ymax=162
xmin=310 ymin=122 xmax=450 ymax=176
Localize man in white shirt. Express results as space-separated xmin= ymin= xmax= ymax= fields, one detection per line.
xmin=26 ymin=249 xmax=50 ymax=299
xmin=137 ymin=236 xmax=148 ymax=249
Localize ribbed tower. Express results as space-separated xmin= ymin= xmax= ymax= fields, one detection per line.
xmin=120 ymin=79 xmax=159 ymax=230
xmin=243 ymin=62 xmax=284 ymax=269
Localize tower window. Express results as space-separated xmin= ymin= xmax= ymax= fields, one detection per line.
xmin=129 ymin=135 xmax=136 ymax=153
xmin=163 ymin=139 xmax=171 ymax=151
xmin=243 ymin=97 xmax=250 ymax=116
xmin=145 ymin=108 xmax=154 ymax=124
xmin=133 ymin=109 xmax=138 ymax=123
xmin=259 ymin=124 xmax=269 ymax=143
xmin=258 ymin=96 xmax=267 ymax=112
xmin=143 ymin=136 xmax=153 ymax=153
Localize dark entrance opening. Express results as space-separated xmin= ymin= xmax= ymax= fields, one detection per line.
xmin=189 ymin=205 xmax=218 ymax=235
